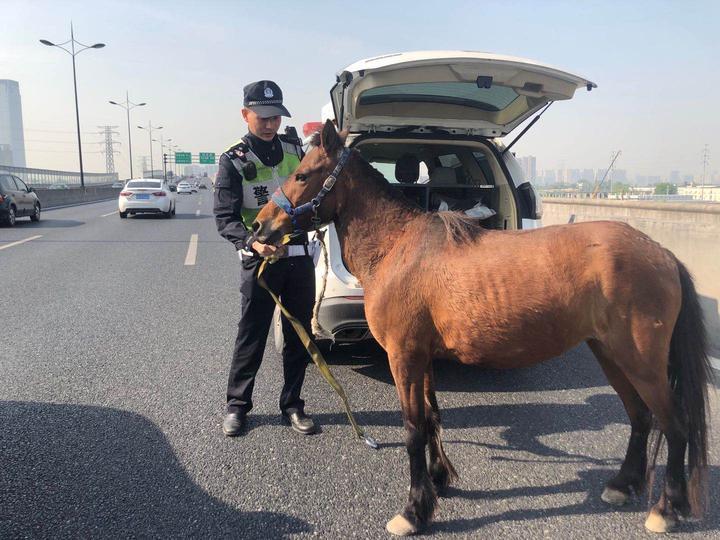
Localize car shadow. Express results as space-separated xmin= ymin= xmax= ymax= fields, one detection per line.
xmin=7 ymin=219 xmax=85 ymax=228
xmin=0 ymin=401 xmax=311 ymax=538
xmin=324 ymin=343 xmax=610 ymax=392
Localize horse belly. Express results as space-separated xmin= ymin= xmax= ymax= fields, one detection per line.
xmin=434 ymin=308 xmax=590 ymax=369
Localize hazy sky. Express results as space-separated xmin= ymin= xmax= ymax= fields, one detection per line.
xmin=1 ymin=0 xmax=718 ymax=179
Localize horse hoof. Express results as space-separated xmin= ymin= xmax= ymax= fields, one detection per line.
xmin=386 ymin=514 xmax=417 ymax=536
xmin=645 ymin=509 xmax=676 ymax=533
xmin=601 ymin=486 xmax=629 ymax=506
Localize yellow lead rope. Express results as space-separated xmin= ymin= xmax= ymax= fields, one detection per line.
xmin=257 ymin=234 xmax=379 ymax=450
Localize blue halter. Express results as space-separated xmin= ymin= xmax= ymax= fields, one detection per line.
xmin=271 ymin=147 xmax=351 ymax=232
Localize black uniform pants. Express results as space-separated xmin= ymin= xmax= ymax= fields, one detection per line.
xmin=227 ymin=254 xmax=315 ymax=415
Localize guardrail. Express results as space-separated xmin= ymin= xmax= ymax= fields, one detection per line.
xmin=34 ymin=185 xmax=121 ymax=208
xmin=0 ymin=164 xmax=119 ymax=187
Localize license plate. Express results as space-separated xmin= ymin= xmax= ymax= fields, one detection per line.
xmin=135 ymin=194 xmax=150 ymax=200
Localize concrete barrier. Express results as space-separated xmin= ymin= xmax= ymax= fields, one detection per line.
xmin=34 ymin=186 xmax=120 ymax=209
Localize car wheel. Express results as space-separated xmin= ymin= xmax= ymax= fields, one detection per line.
xmin=30 ymin=203 xmax=41 ymax=222
xmin=6 ymin=206 xmax=16 ymax=227
xmin=119 ymin=210 xmax=128 ymax=219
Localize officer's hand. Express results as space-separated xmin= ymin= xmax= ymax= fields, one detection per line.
xmin=252 ymin=241 xmax=287 ymax=258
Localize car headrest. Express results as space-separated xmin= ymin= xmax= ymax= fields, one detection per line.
xmin=395 ymin=154 xmax=420 ymax=184
xmin=429 ymin=167 xmax=457 ymax=184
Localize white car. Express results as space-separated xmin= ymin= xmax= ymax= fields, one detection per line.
xmin=177 ymin=182 xmax=193 ymax=194
xmin=276 ymin=51 xmax=596 ymax=350
xmin=118 ymin=179 xmax=176 ymax=218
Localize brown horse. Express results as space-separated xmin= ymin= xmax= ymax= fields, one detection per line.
xmin=254 ymin=120 xmax=712 ymax=536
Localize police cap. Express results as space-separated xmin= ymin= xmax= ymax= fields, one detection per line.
xmin=243 ymin=80 xmax=291 ymax=118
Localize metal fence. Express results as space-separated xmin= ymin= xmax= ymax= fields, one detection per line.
xmin=0 ymin=164 xmax=119 ymax=187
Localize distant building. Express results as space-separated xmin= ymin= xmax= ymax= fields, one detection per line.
xmin=0 ymin=80 xmax=26 ymax=167
xmin=678 ymin=185 xmax=720 ymax=202
xmin=518 ymin=155 xmax=537 ymax=181
xmin=669 ymin=170 xmax=681 ymax=183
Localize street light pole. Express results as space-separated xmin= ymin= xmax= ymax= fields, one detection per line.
xmin=138 ymin=122 xmax=162 ymax=178
xmin=109 ymin=91 xmax=146 ymax=179
xmin=40 ymin=23 xmax=105 ymax=190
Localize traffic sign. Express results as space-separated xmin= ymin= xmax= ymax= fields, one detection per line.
xmin=175 ymin=152 xmax=191 ymax=164
xmin=199 ymin=152 xmax=216 ymax=164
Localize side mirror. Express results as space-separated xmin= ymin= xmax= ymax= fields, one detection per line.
xmin=28 ymin=187 xmax=34 ymax=193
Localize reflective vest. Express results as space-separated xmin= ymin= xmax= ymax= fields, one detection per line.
xmin=226 ymin=138 xmax=302 ymax=226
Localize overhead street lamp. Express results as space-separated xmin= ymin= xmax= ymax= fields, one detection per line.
xmin=40 ymin=23 xmax=105 ymax=190
xmin=137 ymin=122 xmax=162 ymax=178
xmin=109 ymin=92 xmax=146 ymax=179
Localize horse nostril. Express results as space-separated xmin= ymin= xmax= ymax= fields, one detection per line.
xmin=252 ymin=221 xmax=261 ymax=233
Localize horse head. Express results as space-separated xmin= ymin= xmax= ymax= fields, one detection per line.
xmin=253 ymin=120 xmax=348 ymax=246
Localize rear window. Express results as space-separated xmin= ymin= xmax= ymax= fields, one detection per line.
xmin=358 ymin=82 xmax=519 ymax=112
xmin=0 ymin=175 xmax=15 ymax=191
xmin=127 ymin=181 xmax=161 ymax=189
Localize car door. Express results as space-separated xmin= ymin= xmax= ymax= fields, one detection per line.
xmin=0 ymin=174 xmax=22 ymax=214
xmin=12 ymin=176 xmax=32 ymax=215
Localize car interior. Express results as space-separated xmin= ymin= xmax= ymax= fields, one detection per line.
xmin=354 ymin=139 xmax=518 ymax=230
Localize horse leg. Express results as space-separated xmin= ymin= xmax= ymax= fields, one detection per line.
xmin=604 ymin=333 xmax=691 ymax=533
xmin=385 ymin=351 xmax=436 ymax=537
xmin=631 ymin=376 xmax=690 ymax=533
xmin=586 ymin=339 xmax=652 ymax=506
xmin=424 ymin=364 xmax=458 ymax=494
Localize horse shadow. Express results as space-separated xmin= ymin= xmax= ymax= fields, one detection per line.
xmin=433 ymin=466 xmax=720 ymax=534
xmin=0 ymin=401 xmax=310 ymax=539
xmin=325 ymin=342 xmax=611 ymax=392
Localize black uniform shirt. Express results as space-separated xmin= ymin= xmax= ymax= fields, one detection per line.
xmin=214 ymin=132 xmax=306 ymax=251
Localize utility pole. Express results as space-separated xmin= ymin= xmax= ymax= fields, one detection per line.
xmin=701 ymin=144 xmax=710 ymax=201
xmin=97 ymin=125 xmax=120 ymax=174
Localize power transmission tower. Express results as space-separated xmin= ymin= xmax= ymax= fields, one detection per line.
xmin=701 ymin=144 xmax=710 ymax=200
xmin=97 ymin=125 xmax=121 ymax=174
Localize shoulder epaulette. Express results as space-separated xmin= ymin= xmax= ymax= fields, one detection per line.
xmin=224 ymin=139 xmax=249 ymax=156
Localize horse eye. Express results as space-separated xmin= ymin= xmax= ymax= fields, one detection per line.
xmin=295 ymin=174 xmax=307 ymax=182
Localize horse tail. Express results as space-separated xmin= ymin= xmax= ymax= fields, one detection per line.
xmin=667 ymin=259 xmax=712 ymax=517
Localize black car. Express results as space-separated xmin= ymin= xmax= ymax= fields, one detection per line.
xmin=0 ymin=173 xmax=41 ymax=226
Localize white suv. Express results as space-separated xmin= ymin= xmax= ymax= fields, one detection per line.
xmin=275 ymin=51 xmax=595 ymax=350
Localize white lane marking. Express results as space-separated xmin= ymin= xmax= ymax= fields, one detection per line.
xmin=710 ymin=356 xmax=720 ymax=372
xmin=0 ymin=235 xmax=43 ymax=251
xmin=101 ymin=210 xmax=118 ymax=217
xmin=195 ymin=209 xmax=200 ymax=216
xmin=184 ymin=234 xmax=198 ymax=266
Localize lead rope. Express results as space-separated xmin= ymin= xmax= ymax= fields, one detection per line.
xmin=257 ymin=234 xmax=379 ymax=450
xmin=311 ymin=230 xmax=335 ymax=342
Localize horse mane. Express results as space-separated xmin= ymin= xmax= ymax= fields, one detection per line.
xmin=435 ymin=212 xmax=484 ymax=245
xmin=351 ymin=152 xmax=484 ymax=246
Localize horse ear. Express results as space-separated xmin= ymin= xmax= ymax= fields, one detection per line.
xmin=320 ymin=119 xmax=340 ymax=154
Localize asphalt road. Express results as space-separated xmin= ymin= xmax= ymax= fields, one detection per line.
xmin=1 ymin=193 xmax=718 ymax=539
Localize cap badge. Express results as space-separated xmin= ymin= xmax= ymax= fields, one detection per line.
xmin=264 ymin=88 xmax=274 ymax=98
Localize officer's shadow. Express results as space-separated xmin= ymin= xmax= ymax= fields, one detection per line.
xmin=1 ymin=401 xmax=311 ymax=539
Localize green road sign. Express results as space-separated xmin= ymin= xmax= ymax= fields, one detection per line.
xmin=175 ymin=152 xmax=191 ymax=164
xmin=199 ymin=152 xmax=216 ymax=165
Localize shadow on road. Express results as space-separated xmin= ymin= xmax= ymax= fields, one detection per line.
xmin=0 ymin=401 xmax=310 ymax=538
xmin=434 ymin=466 xmax=719 ymax=535
xmin=326 ymin=343 xmax=610 ymax=392
xmin=7 ymin=219 xmax=85 ymax=228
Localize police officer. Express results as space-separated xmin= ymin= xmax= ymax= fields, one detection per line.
xmin=214 ymin=80 xmax=317 ymax=437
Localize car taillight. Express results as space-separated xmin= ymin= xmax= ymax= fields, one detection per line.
xmin=152 ymin=191 xmax=166 ymax=196
xmin=120 ymin=191 xmax=132 ymax=197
